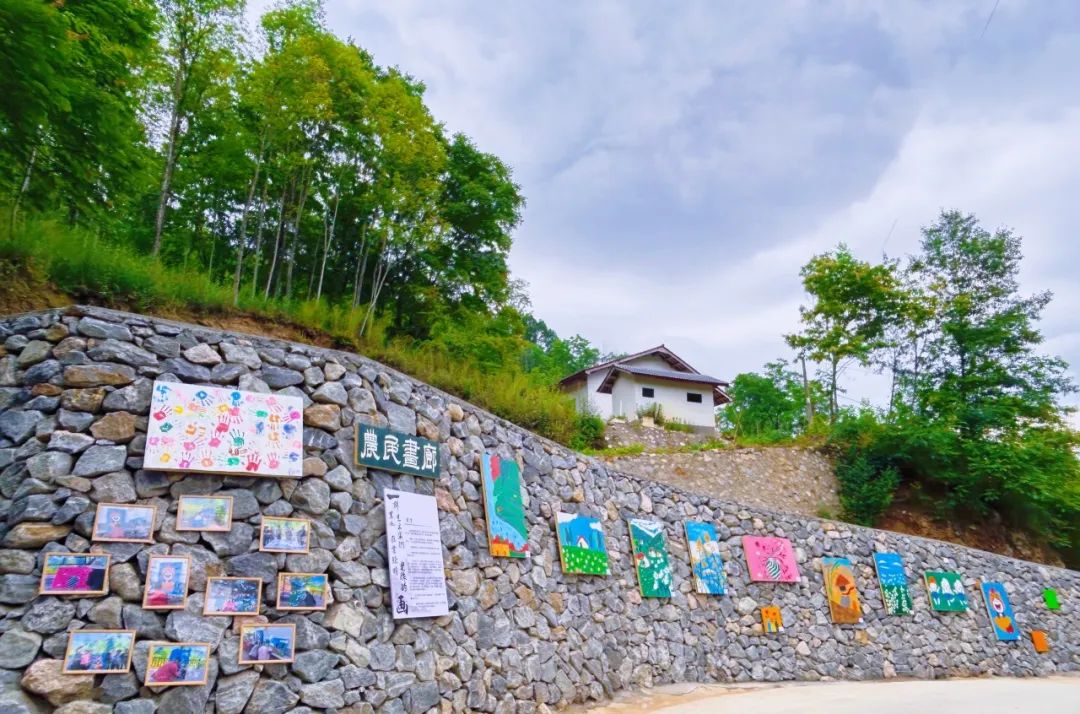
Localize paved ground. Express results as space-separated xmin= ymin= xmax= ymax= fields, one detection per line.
xmin=577 ymin=676 xmax=1080 ymax=713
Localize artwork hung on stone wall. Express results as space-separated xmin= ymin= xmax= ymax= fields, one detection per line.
xmin=62 ymin=630 xmax=135 ymax=674
xmin=144 ymin=642 xmax=211 ymax=686
xmin=555 ymin=512 xmax=609 ymax=576
xmin=260 ymin=516 xmax=311 ymax=554
xmin=685 ymin=521 xmax=726 ymax=595
xmin=91 ymin=503 xmax=156 ymax=543
xmin=142 ymin=555 xmax=191 ymax=609
xmin=238 ymin=623 xmax=297 ymax=664
xmin=873 ymin=552 xmax=914 ymax=615
xmin=39 ymin=553 xmax=111 ymax=596
xmin=144 ymin=380 xmax=303 ymax=478
xmin=1030 ymin=630 xmax=1050 ymax=653
xmin=175 ymin=495 xmax=233 ymax=531
xmin=355 ymin=423 xmax=441 ymax=479
xmin=822 ymin=557 xmax=862 ymax=623
xmin=923 ymin=571 xmax=968 ymax=612
xmin=742 ymin=536 xmax=800 ymax=583
xmin=1043 ymin=588 xmax=1060 ymax=610
xmin=204 ymin=577 xmax=262 ymax=616
xmin=385 ymin=489 xmax=451 ymax=619
xmin=480 ymin=453 xmax=530 ymax=558
xmin=761 ymin=606 xmax=783 ymax=634
xmin=276 ymin=573 xmax=329 ymax=611
xmin=980 ymin=581 xmax=1019 ymax=641
xmin=628 ymin=519 xmax=673 ymax=598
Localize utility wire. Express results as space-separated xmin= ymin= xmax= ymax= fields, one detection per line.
xmin=979 ymin=0 xmax=1001 ymax=40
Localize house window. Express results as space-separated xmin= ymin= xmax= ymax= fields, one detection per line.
xmin=687 ymin=392 xmax=703 ymax=403
xmin=641 ymin=387 xmax=654 ymax=398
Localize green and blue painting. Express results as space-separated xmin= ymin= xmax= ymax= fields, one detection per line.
xmin=481 ymin=453 xmax=529 ymax=558
xmin=924 ymin=570 xmax=968 ymax=612
xmin=629 ymin=519 xmax=673 ymax=598
xmin=556 ymin=512 xmax=609 ymax=575
xmin=685 ymin=521 xmax=726 ymax=595
xmin=873 ymin=552 xmax=914 ymax=615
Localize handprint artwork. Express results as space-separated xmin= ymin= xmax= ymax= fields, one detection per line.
xmin=144 ymin=381 xmax=303 ymax=477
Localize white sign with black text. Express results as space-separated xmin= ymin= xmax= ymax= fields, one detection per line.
xmin=383 ymin=488 xmax=450 ymax=619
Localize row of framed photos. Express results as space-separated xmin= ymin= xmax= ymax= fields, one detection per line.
xmin=62 ymin=623 xmax=299 ymax=684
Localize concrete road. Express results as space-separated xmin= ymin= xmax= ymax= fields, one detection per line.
xmin=580 ymin=677 xmax=1080 ymax=714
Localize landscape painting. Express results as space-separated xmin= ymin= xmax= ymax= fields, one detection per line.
xmin=91 ymin=503 xmax=156 ymax=543
xmin=924 ymin=571 xmax=968 ymax=612
xmin=204 ymin=577 xmax=262 ymax=616
xmin=760 ymin=606 xmax=783 ymax=634
xmin=628 ymin=519 xmax=673 ymax=598
xmin=742 ymin=536 xmax=800 ymax=583
xmin=176 ymin=495 xmax=233 ymax=531
xmin=555 ymin=512 xmax=609 ymax=575
xmin=142 ymin=555 xmax=190 ymax=609
xmin=981 ymin=581 xmax=1019 ymax=641
xmin=239 ymin=624 xmax=296 ymax=664
xmin=480 ymin=453 xmax=529 ymax=558
xmin=62 ymin=630 xmax=135 ymax=674
xmin=276 ymin=573 xmax=329 ymax=611
xmin=40 ymin=553 xmax=110 ymax=596
xmin=873 ymin=552 xmax=914 ymax=615
xmin=685 ymin=521 xmax=726 ymax=595
xmin=260 ymin=516 xmax=311 ymax=553
xmin=144 ymin=643 xmax=210 ymax=686
xmin=822 ymin=557 xmax=862 ymax=624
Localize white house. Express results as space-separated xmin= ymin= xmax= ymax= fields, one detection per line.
xmin=559 ymin=345 xmax=730 ymax=430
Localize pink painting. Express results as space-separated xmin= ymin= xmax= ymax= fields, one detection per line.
xmin=144 ymin=381 xmax=303 ymax=478
xmin=742 ymin=536 xmax=801 ymax=583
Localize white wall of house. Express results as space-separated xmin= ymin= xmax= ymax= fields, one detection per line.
xmin=569 ymin=372 xmax=614 ymax=420
xmin=627 ymin=375 xmax=716 ymax=427
xmin=610 ymin=373 xmax=638 ymax=420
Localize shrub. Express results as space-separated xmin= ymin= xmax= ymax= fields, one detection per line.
xmin=569 ymin=411 xmax=605 ymax=451
xmin=834 ymin=454 xmax=900 ymax=525
xmin=663 ymin=418 xmax=694 ymax=433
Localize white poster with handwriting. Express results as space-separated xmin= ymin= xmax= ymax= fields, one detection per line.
xmin=384 ymin=488 xmax=450 ymax=619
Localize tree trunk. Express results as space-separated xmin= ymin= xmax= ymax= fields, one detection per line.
xmin=264 ymin=180 xmax=290 ymax=300
xmin=9 ymin=145 xmax=37 ymax=237
xmin=250 ymin=181 xmax=269 ymax=299
xmin=151 ymin=66 xmax=187 ymax=257
xmin=800 ymin=354 xmax=814 ymax=425
xmin=316 ymin=191 xmax=341 ymax=301
xmin=352 ymin=218 xmax=371 ymax=308
xmin=829 ymin=357 xmax=838 ymax=423
xmin=284 ymin=164 xmax=311 ymax=300
xmin=233 ymin=137 xmax=266 ymax=305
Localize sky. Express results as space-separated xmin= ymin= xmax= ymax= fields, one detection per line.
xmin=280 ymin=1 xmax=1080 ymax=408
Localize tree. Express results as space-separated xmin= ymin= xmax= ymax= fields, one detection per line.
xmin=719 ymin=360 xmax=827 ymax=440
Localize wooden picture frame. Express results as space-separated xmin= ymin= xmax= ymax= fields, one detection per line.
xmin=203 ymin=576 xmax=262 ymax=616
xmin=259 ymin=516 xmax=311 ymax=554
xmin=91 ymin=503 xmax=157 ymax=543
xmin=39 ymin=553 xmax=111 ymax=596
xmin=62 ymin=629 xmax=136 ymax=674
xmin=143 ymin=642 xmax=211 ymax=687
xmin=175 ymin=495 xmax=234 ymax=532
xmin=275 ymin=572 xmax=328 ymax=611
xmin=237 ymin=623 xmax=297 ymax=664
xmin=142 ymin=555 xmax=191 ymax=610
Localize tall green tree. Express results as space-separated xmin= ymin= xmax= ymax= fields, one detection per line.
xmin=719 ymin=360 xmax=827 ymax=440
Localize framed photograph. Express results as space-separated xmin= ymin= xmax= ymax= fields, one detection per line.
xmin=204 ymin=577 xmax=262 ymax=616
xmin=238 ymin=623 xmax=297 ymax=664
xmin=144 ymin=642 xmax=211 ymax=687
xmin=142 ymin=555 xmax=191 ymax=609
xmin=176 ymin=495 xmax=234 ymax=532
xmin=91 ymin=503 xmax=156 ymax=543
xmin=39 ymin=553 xmax=111 ymax=596
xmin=275 ymin=572 xmax=328 ymax=611
xmin=260 ymin=516 xmax=311 ymax=554
xmin=62 ymin=630 xmax=135 ymax=674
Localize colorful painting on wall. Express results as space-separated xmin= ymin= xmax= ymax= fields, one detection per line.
xmin=873 ymin=552 xmax=914 ymax=615
xmin=144 ymin=643 xmax=210 ymax=686
xmin=923 ymin=571 xmax=968 ymax=612
xmin=480 ymin=453 xmax=529 ymax=558
xmin=628 ymin=519 xmax=673 ymax=598
xmin=259 ymin=516 xmax=311 ymax=554
xmin=822 ymin=557 xmax=862 ymax=624
xmin=40 ymin=553 xmax=110 ymax=596
xmin=238 ymin=624 xmax=296 ymax=664
xmin=176 ymin=495 xmax=233 ymax=531
xmin=63 ymin=630 xmax=135 ymax=674
xmin=742 ymin=536 xmax=800 ymax=583
xmin=144 ymin=381 xmax=303 ymax=478
xmin=142 ymin=555 xmax=190 ymax=610
xmin=91 ymin=503 xmax=156 ymax=543
xmin=685 ymin=521 xmax=726 ymax=595
xmin=276 ymin=573 xmax=328 ymax=611
xmin=1031 ymin=630 xmax=1050 ymax=653
xmin=761 ymin=606 xmax=783 ymax=634
xmin=203 ymin=577 xmax=262 ymax=616
xmin=1043 ymin=588 xmax=1060 ymax=610
xmin=555 ymin=512 xmax=609 ymax=575
xmin=981 ymin=581 xmax=1019 ymax=641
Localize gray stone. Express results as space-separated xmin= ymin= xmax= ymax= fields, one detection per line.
xmin=99 ymin=673 xmax=139 ymax=703
xmin=57 ymin=410 xmax=94 ymax=432
xmin=245 ymin=678 xmax=299 ymax=714
xmin=291 ymin=478 xmax=331 ymax=515
xmin=122 ymin=604 xmax=165 ymax=639
xmin=165 ymin=610 xmax=228 ymax=647
xmin=47 ymin=430 xmax=94 ymax=454
xmin=16 ymin=340 xmax=52 ymax=367
xmin=312 ymin=381 xmax=348 ymax=406
xmin=292 ymin=649 xmax=338 ymax=683
xmin=300 ymin=679 xmax=345 ymax=709
xmin=26 ymin=451 xmax=72 ymax=481
xmin=90 ymin=470 xmax=137 ymax=502
xmin=211 ymin=362 xmax=247 ymax=384
xmin=87 ymin=339 xmax=158 ymax=366
xmin=23 ymin=598 xmax=76 ymax=633
xmin=403 ymin=682 xmax=441 ymax=713
xmin=219 ymin=488 xmax=260 ymax=519
xmin=8 ymin=494 xmax=58 ymax=524
xmin=115 ymin=702 xmax=155 ymax=714
xmin=88 ymin=595 xmax=124 ymax=628
xmin=101 ymin=379 xmax=153 ymax=412
xmin=261 ymin=366 xmax=304 ymax=388
xmin=222 ymin=342 xmax=262 ymax=369
xmin=217 ymin=670 xmax=260 ymax=714
xmin=77 ymin=317 xmax=132 ymax=341
xmin=0 ymin=410 xmax=42 ymax=443
xmin=226 ymin=552 xmax=278 ymax=582
xmin=160 ymin=358 xmax=212 ymax=382
xmin=23 ymin=359 xmax=61 ymax=385
xmin=204 ymin=522 xmax=255 ymax=556
xmin=0 ymin=628 xmax=42 ymax=668
xmin=277 ymin=616 xmax=331 ymax=650
xmin=385 ymin=402 xmax=416 ymax=436
xmin=143 ymin=335 xmax=181 ymax=358
xmin=51 ymin=494 xmax=90 ymax=524
xmin=72 ymin=445 xmax=127 ymax=476
xmin=157 ymin=659 xmax=217 ymax=712
xmin=324 ymin=465 xmax=352 ymax=491
xmin=183 ymin=343 xmax=222 ymax=365
xmin=0 ymin=549 xmax=36 ymax=574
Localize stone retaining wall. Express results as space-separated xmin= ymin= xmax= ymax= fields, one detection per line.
xmin=0 ymin=306 xmax=1076 ymax=714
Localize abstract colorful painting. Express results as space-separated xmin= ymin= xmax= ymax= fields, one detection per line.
xmin=924 ymin=571 xmax=968 ymax=612
xmin=1031 ymin=630 xmax=1050 ymax=653
xmin=142 ymin=555 xmax=190 ymax=609
xmin=144 ymin=643 xmax=210 ymax=686
xmin=145 ymin=381 xmax=303 ymax=478
xmin=742 ymin=536 xmax=800 ymax=583
xmin=203 ymin=577 xmax=262 ymax=616
xmin=480 ymin=453 xmax=529 ymax=558
xmin=40 ymin=553 xmax=110 ymax=596
xmin=873 ymin=552 xmax=914 ymax=615
xmin=685 ymin=521 xmax=726 ymax=595
xmin=761 ymin=606 xmax=783 ymax=634
xmin=176 ymin=495 xmax=233 ymax=531
xmin=1043 ymin=588 xmax=1060 ymax=610
xmin=63 ymin=630 xmax=135 ymax=674
xmin=555 ymin=512 xmax=609 ymax=575
xmin=276 ymin=573 xmax=328 ymax=611
xmin=91 ymin=503 xmax=156 ymax=543
xmin=260 ymin=516 xmax=311 ymax=553
xmin=981 ymin=581 xmax=1019 ymax=641
xmin=239 ymin=624 xmax=296 ymax=664
xmin=822 ymin=557 xmax=862 ymax=624
xmin=629 ymin=519 xmax=673 ymax=598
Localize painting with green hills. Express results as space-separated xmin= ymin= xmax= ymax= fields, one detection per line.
xmin=629 ymin=519 xmax=673 ymax=597
xmin=556 ymin=512 xmax=609 ymax=575
xmin=481 ymin=453 xmax=529 ymax=558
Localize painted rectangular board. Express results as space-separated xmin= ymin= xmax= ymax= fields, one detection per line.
xmin=144 ymin=643 xmax=211 ymax=686
xmin=480 ymin=453 xmax=529 ymax=558
xmin=142 ymin=555 xmax=190 ymax=610
xmin=62 ymin=630 xmax=135 ymax=674
xmin=355 ymin=424 xmax=440 ymax=478
xmin=822 ymin=557 xmax=862 ymax=624
xmin=145 ymin=380 xmax=303 ymax=478
xmin=981 ymin=581 xmax=1019 ymax=641
xmin=259 ymin=516 xmax=311 ymax=554
xmin=384 ymin=488 xmax=450 ymax=619
xmin=238 ymin=624 xmax=296 ymax=664
xmin=176 ymin=495 xmax=233 ymax=531
xmin=1031 ymin=630 xmax=1050 ymax=653
xmin=628 ymin=519 xmax=673 ymax=598
xmin=742 ymin=536 xmax=800 ymax=583
xmin=685 ymin=521 xmax=726 ymax=595
xmin=873 ymin=552 xmax=914 ymax=615
xmin=276 ymin=573 xmax=329 ymax=611
xmin=91 ymin=503 xmax=156 ymax=543
xmin=40 ymin=553 xmax=110 ymax=596
xmin=555 ymin=512 xmax=609 ymax=576
xmin=1043 ymin=588 xmax=1060 ymax=610
xmin=923 ymin=571 xmax=968 ymax=612
xmin=761 ymin=606 xmax=783 ymax=634
xmin=203 ymin=577 xmax=262 ymax=616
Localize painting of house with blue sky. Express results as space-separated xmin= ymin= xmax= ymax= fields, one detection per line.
xmin=556 ymin=512 xmax=609 ymax=575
